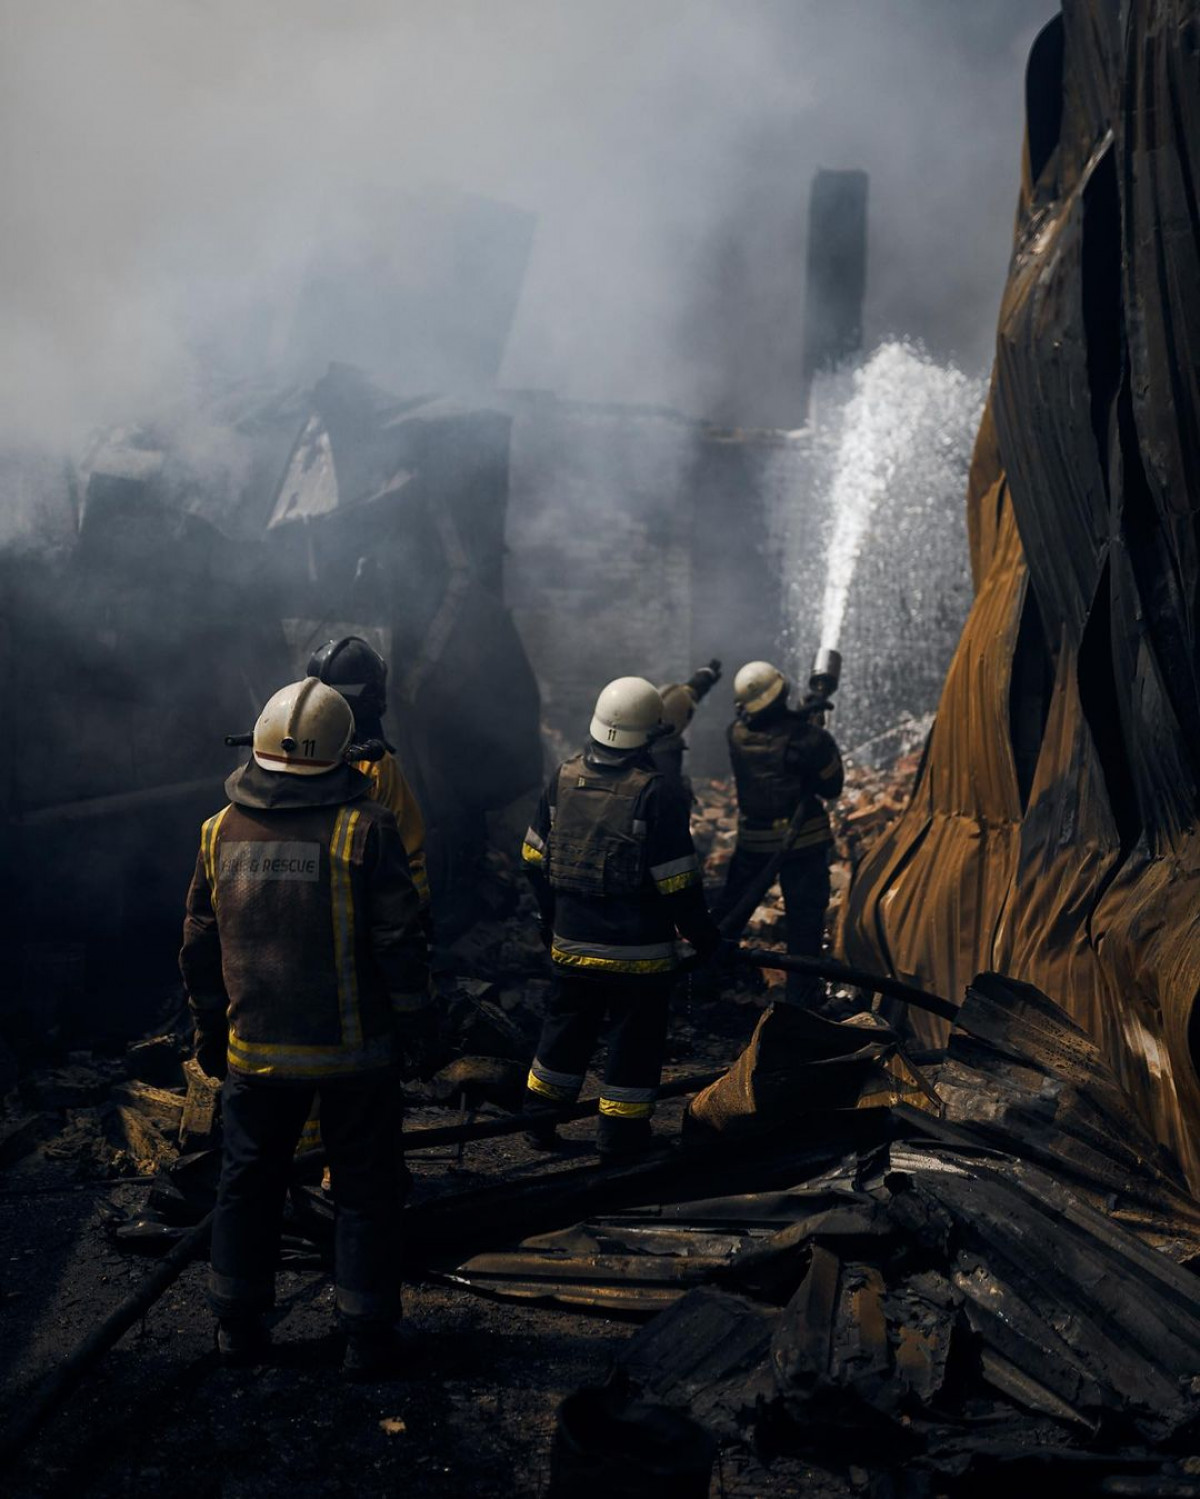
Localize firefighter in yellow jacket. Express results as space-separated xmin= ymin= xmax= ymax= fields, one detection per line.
xmin=521 ymin=677 xmax=721 ymax=1158
xmin=180 ymin=678 xmax=434 ymax=1376
xmin=301 ymin=637 xmax=430 ymax=1158
xmin=307 ymin=636 xmax=430 ymax=910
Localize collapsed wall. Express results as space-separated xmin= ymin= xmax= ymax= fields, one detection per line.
xmin=840 ymin=3 xmax=1200 ymax=1181
xmin=0 ymin=366 xmax=541 ymax=1048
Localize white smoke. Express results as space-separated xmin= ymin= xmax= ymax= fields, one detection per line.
xmin=0 ymin=0 xmax=1048 ymax=447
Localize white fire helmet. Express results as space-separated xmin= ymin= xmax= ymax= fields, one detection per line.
xmin=589 ymin=677 xmax=663 ymax=749
xmin=733 ymin=661 xmax=788 ymax=715
xmin=252 ymin=677 xmax=355 ymax=777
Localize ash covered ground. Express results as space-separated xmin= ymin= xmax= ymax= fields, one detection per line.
xmin=0 ymin=758 xmax=916 ymax=1499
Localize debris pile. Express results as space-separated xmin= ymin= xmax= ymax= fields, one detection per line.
xmin=841 ymin=0 xmax=1200 ymax=1184
xmin=690 ymin=750 xmax=921 ymax=969
xmin=0 ymin=744 xmax=924 ymax=1185
xmin=0 ymin=360 xmax=544 ymax=1056
xmin=450 ymin=975 xmax=1200 ymax=1486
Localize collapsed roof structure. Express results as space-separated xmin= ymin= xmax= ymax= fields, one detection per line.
xmin=0 ymin=189 xmax=545 ymax=1049
xmin=840 ymin=2 xmax=1200 ymax=1182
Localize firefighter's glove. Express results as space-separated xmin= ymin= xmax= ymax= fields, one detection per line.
xmin=677 ymin=933 xmax=731 ymax=975
xmin=193 ymin=1027 xmax=229 ymax=1081
xmin=397 ymin=1005 xmax=454 ymax=1082
xmin=688 ymin=660 xmax=722 ymax=699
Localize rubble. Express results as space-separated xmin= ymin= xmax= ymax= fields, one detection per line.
xmin=449 ymin=974 xmax=1200 ymax=1485
xmin=122 ymin=1036 xmax=188 ymax=1090
xmin=841 ymin=0 xmax=1200 ymax=1188
xmin=689 ymin=751 xmax=921 ymax=990
xmin=176 ymin=1060 xmax=221 ymax=1155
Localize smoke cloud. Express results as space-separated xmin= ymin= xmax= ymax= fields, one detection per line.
xmin=0 ymin=0 xmax=1051 ymax=445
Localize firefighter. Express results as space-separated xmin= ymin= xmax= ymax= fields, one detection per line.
xmin=303 ymin=636 xmax=431 ymax=1157
xmin=180 ymin=677 xmax=435 ymax=1377
xmin=651 ymin=659 xmax=722 ymax=796
xmin=719 ymin=660 xmax=844 ymax=1005
xmin=520 ymin=677 xmax=722 ymax=1158
xmin=307 ymin=635 xmax=430 ymax=912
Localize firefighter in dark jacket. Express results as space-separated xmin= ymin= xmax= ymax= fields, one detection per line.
xmin=308 ymin=635 xmax=430 ymax=910
xmin=180 ymin=677 xmax=434 ymax=1376
xmin=651 ymin=658 xmax=722 ymax=797
xmin=719 ymin=660 xmax=844 ymax=1005
xmin=302 ymin=635 xmax=430 ymax=1158
xmin=521 ymin=676 xmax=722 ymax=1158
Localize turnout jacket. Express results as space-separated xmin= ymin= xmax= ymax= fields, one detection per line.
xmin=521 ymin=742 xmax=719 ymax=975
xmin=180 ymin=761 xmax=431 ymax=1081
xmin=728 ymin=702 xmax=844 ymax=853
xmin=358 ymin=751 xmax=430 ymax=908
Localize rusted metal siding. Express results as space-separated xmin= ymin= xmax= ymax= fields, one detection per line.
xmin=840 ymin=1 xmax=1200 ymax=1184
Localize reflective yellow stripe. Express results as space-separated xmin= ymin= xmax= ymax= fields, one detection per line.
xmin=599 ymin=1097 xmax=653 ymax=1118
xmin=521 ymin=841 xmax=545 ymax=866
xmin=296 ymin=1116 xmax=322 ymax=1152
xmin=228 ymin=1029 xmax=395 ymax=1078
xmin=550 ymin=947 xmax=676 ymax=975
xmin=655 ymin=870 xmax=700 ymax=894
xmin=410 ymin=856 xmax=431 ymax=906
xmin=526 ymin=1069 xmax=575 ymax=1102
xmin=202 ymin=806 xmax=233 ymax=914
xmin=819 ymin=755 xmax=842 ymax=779
xmin=330 ymin=807 xmax=362 ymax=1049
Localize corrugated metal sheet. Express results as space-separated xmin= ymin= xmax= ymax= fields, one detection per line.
xmin=840 ymin=1 xmax=1200 ymax=1182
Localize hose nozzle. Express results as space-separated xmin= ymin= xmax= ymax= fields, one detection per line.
xmin=809 ymin=646 xmax=842 ymax=700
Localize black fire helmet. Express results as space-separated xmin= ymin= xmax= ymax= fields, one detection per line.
xmin=306 ymin=636 xmax=388 ymax=724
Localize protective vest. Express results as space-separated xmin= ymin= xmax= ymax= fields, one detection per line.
xmin=729 ymin=717 xmax=811 ymax=822
xmin=728 ymin=713 xmax=835 ymax=852
xmin=548 ymin=752 xmax=656 ymax=898
xmin=192 ymin=798 xmax=424 ymax=1079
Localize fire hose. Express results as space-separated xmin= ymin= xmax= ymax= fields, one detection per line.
xmin=740 ymin=949 xmax=958 ymax=1022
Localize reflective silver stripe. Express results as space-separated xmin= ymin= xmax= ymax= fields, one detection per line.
xmin=648 ymin=853 xmax=698 ymax=882
xmin=523 ymin=826 xmax=546 ymax=854
xmin=530 ymin=1058 xmax=584 ymax=1091
xmin=335 ymin=1285 xmax=399 ymax=1320
xmin=738 ymin=827 xmax=786 ymax=851
xmin=208 ymin=1268 xmax=272 ymax=1310
xmin=632 ymin=818 xmax=647 ymax=836
xmin=551 ymin=936 xmax=676 ymax=962
xmin=599 ymin=1083 xmax=656 ymax=1103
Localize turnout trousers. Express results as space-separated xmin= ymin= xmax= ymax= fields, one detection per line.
xmin=718 ymin=843 xmax=832 ymax=1005
xmin=208 ymin=1066 xmax=404 ymax=1331
xmin=525 ymin=971 xmax=674 ymax=1155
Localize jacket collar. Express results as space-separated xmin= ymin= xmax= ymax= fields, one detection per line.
xmin=584 ymin=739 xmax=654 ymax=771
xmin=225 ymin=759 xmax=372 ymax=811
